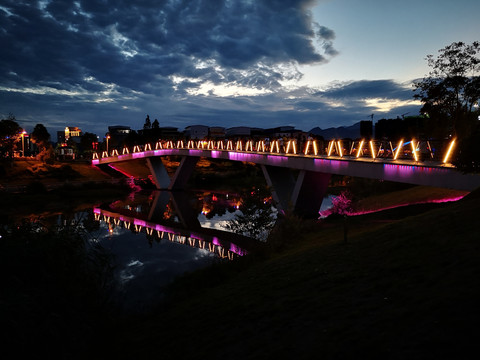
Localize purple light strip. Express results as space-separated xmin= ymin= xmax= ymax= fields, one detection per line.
xmin=132 ymin=152 xmax=146 ymax=159
xmin=321 ymin=194 xmax=466 ymax=218
xmin=266 ymin=154 xmax=289 ymax=164
xmin=93 ymin=207 xmax=246 ymax=256
xmin=228 ymin=151 xmax=264 ymax=162
xmin=383 ymin=163 xmax=447 ymax=174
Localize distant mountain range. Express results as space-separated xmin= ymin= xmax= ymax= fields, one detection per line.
xmin=308 ymin=122 xmax=362 ymax=139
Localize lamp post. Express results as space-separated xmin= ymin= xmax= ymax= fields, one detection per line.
xmin=21 ymin=130 xmax=27 ymax=157
xmin=106 ymin=134 xmax=110 ymax=155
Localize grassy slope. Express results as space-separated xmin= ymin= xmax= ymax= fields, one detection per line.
xmin=112 ymin=189 xmax=480 ymax=360
xmin=0 ymin=160 xmax=131 ymax=219
xmin=1 ymin=159 xmax=112 ymax=184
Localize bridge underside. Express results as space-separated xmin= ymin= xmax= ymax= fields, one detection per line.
xmin=144 ymin=156 xmax=330 ymax=218
xmin=261 ymin=165 xmax=331 ymax=218
xmin=94 ymin=149 xmax=480 ymax=218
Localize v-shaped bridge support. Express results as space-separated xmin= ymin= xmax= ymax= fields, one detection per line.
xmin=261 ymin=165 xmax=331 ymax=218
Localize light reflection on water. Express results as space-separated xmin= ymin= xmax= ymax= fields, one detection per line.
xmin=96 ymin=219 xmax=217 ymax=313
xmin=92 ymin=190 xmax=252 ymax=313
xmin=92 ymin=190 xmax=335 ymax=313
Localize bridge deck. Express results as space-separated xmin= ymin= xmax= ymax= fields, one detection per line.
xmin=93 ymin=148 xmax=479 ymax=191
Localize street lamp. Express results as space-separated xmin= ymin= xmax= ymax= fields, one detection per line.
xmin=21 ymin=130 xmax=27 ymax=157
xmin=106 ymin=134 xmax=110 ymax=154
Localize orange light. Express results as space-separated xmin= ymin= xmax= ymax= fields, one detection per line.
xmin=286 ymin=140 xmax=296 ymax=154
xmin=304 ymin=140 xmax=311 ymax=155
xmin=443 ymin=138 xmax=456 ymax=164
xmin=256 ymin=140 xmax=265 ymax=152
xmin=327 ymin=140 xmax=334 ymax=156
xmin=337 ymin=140 xmax=343 ymax=157
xmin=369 ymin=140 xmax=376 ymax=159
xmin=411 ymin=139 xmax=418 ymax=161
xmin=271 ymin=140 xmax=280 ymax=153
xmin=427 ymin=140 xmax=434 ymax=159
xmin=394 ymin=140 xmax=403 ymax=160
xmin=356 ymin=140 xmax=364 ymax=158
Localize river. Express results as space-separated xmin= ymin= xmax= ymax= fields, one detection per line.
xmin=6 ymin=188 xmax=334 ymax=314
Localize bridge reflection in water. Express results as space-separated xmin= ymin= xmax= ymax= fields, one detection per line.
xmin=93 ymin=190 xmax=263 ymax=260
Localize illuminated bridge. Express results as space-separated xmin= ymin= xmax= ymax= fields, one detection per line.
xmin=92 ymin=138 xmax=480 ymax=218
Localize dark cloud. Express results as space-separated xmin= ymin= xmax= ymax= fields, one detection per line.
xmin=317 ymin=79 xmax=413 ymax=99
xmin=0 ymin=0 xmax=334 ymax=92
xmin=0 ymin=1 xmax=420 ymax=137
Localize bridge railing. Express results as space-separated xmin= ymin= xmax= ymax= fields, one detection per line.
xmin=92 ymin=137 xmax=457 ymax=165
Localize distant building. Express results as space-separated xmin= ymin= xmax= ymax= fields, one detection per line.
xmin=226 ymin=127 xmax=251 ymax=138
xmin=57 ymin=126 xmax=82 ymax=144
xmin=184 ymin=125 xmax=209 ymax=139
xmin=108 ymin=125 xmax=131 ymax=148
xmin=108 ymin=125 xmax=131 ymax=135
xmin=56 ymin=144 xmax=76 ymax=160
xmin=360 ymin=121 xmax=373 ymax=139
xmin=264 ymin=126 xmax=302 ymax=139
xmin=208 ymin=127 xmax=226 ymax=139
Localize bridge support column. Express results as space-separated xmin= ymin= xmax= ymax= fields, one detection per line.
xmin=146 ymin=156 xmax=199 ymax=190
xmin=146 ymin=157 xmax=171 ymax=189
xmin=169 ymin=156 xmax=199 ymax=190
xmin=261 ymin=165 xmax=296 ymax=212
xmin=291 ymin=170 xmax=331 ymax=219
xmin=261 ymin=165 xmax=330 ymax=219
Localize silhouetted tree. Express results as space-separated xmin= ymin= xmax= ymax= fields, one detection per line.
xmin=31 ymin=123 xmax=50 ymax=145
xmin=143 ymin=115 xmax=151 ymax=130
xmin=80 ymin=132 xmax=99 ymax=155
xmin=453 ymin=123 xmax=480 ymax=173
xmin=414 ymin=41 xmax=480 ymax=139
xmin=0 ymin=114 xmax=21 ymax=159
xmin=152 ymin=118 xmax=159 ymax=129
xmin=31 ymin=123 xmax=54 ymax=163
xmin=124 ymin=130 xmax=140 ymax=147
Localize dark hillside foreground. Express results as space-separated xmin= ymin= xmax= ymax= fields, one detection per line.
xmin=112 ymin=188 xmax=480 ymax=360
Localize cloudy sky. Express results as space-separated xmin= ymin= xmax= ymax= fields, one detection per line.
xmin=1 ymin=0 xmax=479 ymax=138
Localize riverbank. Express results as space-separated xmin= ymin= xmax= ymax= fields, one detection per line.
xmin=109 ymin=188 xmax=480 ymax=360
xmin=0 ymin=159 xmax=113 ymax=190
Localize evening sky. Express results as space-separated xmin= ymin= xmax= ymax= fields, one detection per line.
xmin=1 ymin=0 xmax=479 ymax=138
